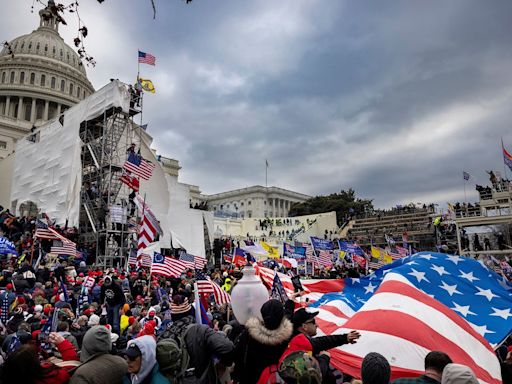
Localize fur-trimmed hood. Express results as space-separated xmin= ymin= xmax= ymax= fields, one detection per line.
xmin=246 ymin=316 xmax=293 ymax=346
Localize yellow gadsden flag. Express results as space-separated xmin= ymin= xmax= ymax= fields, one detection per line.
xmin=139 ymin=78 xmax=156 ymax=93
xmin=371 ymin=246 xmax=393 ymax=264
xmin=260 ymin=241 xmax=280 ymax=258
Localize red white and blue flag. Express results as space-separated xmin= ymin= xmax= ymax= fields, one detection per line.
xmin=308 ymin=252 xmax=512 ymax=382
xmin=179 ymin=251 xmax=208 ymax=269
xmin=151 ymin=253 xmax=191 ymax=278
xmin=138 ymin=51 xmax=156 ymax=65
xmin=502 ymin=140 xmax=512 ymax=172
xmin=123 ymin=152 xmax=155 ymax=181
xmin=314 ymin=272 xmax=502 ymax=383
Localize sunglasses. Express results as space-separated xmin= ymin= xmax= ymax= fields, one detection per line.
xmin=304 ymin=319 xmax=316 ymax=325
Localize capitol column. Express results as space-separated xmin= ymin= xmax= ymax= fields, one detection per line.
xmin=17 ymin=97 xmax=24 ymax=120
xmin=56 ymin=103 xmax=61 ymax=116
xmin=30 ymin=98 xmax=36 ymax=123
xmin=4 ymin=97 xmax=10 ymax=117
xmin=43 ymin=100 xmax=49 ymax=121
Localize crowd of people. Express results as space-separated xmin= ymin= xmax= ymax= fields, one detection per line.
xmin=1 ymin=208 xmax=512 ymax=383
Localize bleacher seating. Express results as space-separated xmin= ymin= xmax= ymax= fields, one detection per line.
xmin=344 ymin=207 xmax=436 ymax=250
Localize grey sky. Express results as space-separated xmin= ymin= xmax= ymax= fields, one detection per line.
xmin=3 ymin=0 xmax=512 ymax=207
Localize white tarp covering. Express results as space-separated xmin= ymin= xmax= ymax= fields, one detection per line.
xmin=138 ymin=135 xmax=212 ymax=257
xmin=10 ymin=80 xmax=130 ymax=226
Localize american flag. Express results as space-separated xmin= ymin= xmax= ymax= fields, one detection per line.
xmin=151 ymin=253 xmax=191 ymax=278
xmin=123 ymin=152 xmax=155 ymax=181
xmin=295 ymin=241 xmax=314 ymax=260
xmin=35 ymin=220 xmax=76 ymax=256
xmin=368 ymin=260 xmax=384 ymax=270
xmin=128 ymin=251 xmax=152 ymax=268
xmin=315 ymin=272 xmax=502 ymax=383
xmin=195 ymin=270 xmax=230 ymax=305
xmin=309 ymin=252 xmax=512 ymax=382
xmin=138 ymin=50 xmax=156 ymax=65
xmin=179 ymin=251 xmax=208 ymax=269
xmin=50 ymin=241 xmax=76 ymax=257
xmin=316 ymin=250 xmax=333 ymax=267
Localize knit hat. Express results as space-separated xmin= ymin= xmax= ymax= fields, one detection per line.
xmin=361 ymin=352 xmax=391 ymax=384
xmin=88 ymin=314 xmax=100 ymax=327
xmin=278 ymin=350 xmax=322 ymax=383
xmin=442 ymin=364 xmax=479 ymax=384
xmin=261 ymin=299 xmax=285 ymax=330
xmin=34 ymin=304 xmax=43 ymax=313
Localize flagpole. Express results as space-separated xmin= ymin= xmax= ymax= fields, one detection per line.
xmin=501 ymin=138 xmax=508 ymax=180
xmin=265 ymin=159 xmax=268 ymax=188
xmin=463 ymin=171 xmax=467 ymax=204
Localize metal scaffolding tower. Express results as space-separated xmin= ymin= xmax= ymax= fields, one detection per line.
xmin=79 ymin=103 xmax=141 ymax=268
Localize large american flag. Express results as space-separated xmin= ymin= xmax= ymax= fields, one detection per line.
xmin=309 ymin=252 xmax=512 ymax=382
xmin=195 ymin=270 xmax=230 ymax=305
xmin=138 ymin=50 xmax=156 ymax=65
xmin=151 ymin=253 xmax=191 ymax=278
xmin=179 ymin=251 xmax=208 ymax=269
xmin=35 ymin=220 xmax=76 ymax=256
xmin=123 ymin=152 xmax=155 ymax=181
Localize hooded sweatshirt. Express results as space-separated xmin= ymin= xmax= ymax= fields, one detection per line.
xmin=125 ymin=335 xmax=167 ymax=384
xmin=441 ymin=364 xmax=479 ymax=384
xmin=80 ymin=326 xmax=113 ymax=362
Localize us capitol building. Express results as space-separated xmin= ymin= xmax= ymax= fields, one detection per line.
xmin=0 ymin=2 xmax=311 ymax=220
xmin=0 ymin=1 xmax=94 ymax=159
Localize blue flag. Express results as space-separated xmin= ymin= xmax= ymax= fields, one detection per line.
xmin=310 ymin=237 xmax=333 ymax=250
xmin=310 ymin=252 xmax=512 ymax=347
xmin=0 ymin=237 xmax=18 ymax=256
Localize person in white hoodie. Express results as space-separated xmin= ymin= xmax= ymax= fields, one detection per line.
xmin=122 ymin=335 xmax=169 ymax=384
xmin=441 ymin=364 xmax=479 ymax=384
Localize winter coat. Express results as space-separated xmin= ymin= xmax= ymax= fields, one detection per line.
xmin=232 ymin=316 xmax=293 ymax=384
xmin=122 ymin=336 xmax=170 ymax=384
xmin=35 ymin=339 xmax=80 ymax=384
xmin=69 ymin=326 xmax=127 ymax=384
xmin=161 ymin=316 xmax=235 ymax=384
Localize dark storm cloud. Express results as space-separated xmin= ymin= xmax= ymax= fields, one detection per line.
xmin=3 ymin=0 xmax=512 ymax=207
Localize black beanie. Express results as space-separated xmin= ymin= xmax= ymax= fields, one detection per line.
xmin=361 ymin=352 xmax=391 ymax=384
xmin=260 ymin=299 xmax=284 ymax=330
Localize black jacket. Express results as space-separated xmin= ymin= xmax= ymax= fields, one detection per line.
xmin=232 ymin=316 xmax=294 ymax=384
xmin=100 ymin=282 xmax=125 ymax=306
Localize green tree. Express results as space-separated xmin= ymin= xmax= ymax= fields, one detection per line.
xmin=288 ymin=189 xmax=373 ymax=226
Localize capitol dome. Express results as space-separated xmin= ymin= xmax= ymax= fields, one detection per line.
xmin=0 ymin=1 xmax=95 ymax=157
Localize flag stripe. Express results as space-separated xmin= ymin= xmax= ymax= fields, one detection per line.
xmin=317 ymin=273 xmax=502 ymax=384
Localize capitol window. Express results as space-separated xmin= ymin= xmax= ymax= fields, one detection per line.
xmin=20 ymin=72 xmax=25 ymax=84
xmin=30 ymin=73 xmax=35 ymax=85
xmin=28 ymin=42 xmax=32 ymax=50
xmin=1 ymin=72 xmax=5 ymax=83
xmin=0 ymin=141 xmax=7 ymax=150
xmin=52 ymin=46 xmax=56 ymax=55
xmin=10 ymin=72 xmax=14 ymax=84
xmin=51 ymin=77 xmax=56 ymax=89
xmin=69 ymin=83 xmax=74 ymax=95
xmin=36 ymin=43 xmax=40 ymax=51
xmin=40 ymin=74 xmax=46 ymax=87
xmin=60 ymin=49 xmax=63 ymax=57
xmin=61 ymin=79 xmax=65 ymax=91
xmin=44 ymin=44 xmax=48 ymax=52
xmin=77 ymin=86 xmax=81 ymax=98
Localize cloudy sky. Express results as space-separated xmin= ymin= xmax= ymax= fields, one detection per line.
xmin=3 ymin=0 xmax=512 ymax=208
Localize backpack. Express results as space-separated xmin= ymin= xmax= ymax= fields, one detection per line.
xmin=156 ymin=326 xmax=193 ymax=384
